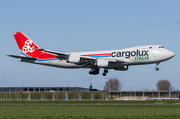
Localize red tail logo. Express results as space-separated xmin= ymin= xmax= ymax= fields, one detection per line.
xmin=22 ymin=40 xmax=35 ymax=53
xmin=13 ymin=32 xmax=57 ymax=59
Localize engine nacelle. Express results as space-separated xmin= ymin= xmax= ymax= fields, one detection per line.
xmin=114 ymin=66 xmax=128 ymax=71
xmin=67 ymin=55 xmax=81 ymax=63
xmin=96 ymin=59 xmax=109 ymax=68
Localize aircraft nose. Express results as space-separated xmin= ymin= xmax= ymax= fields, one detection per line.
xmin=161 ymin=49 xmax=175 ymax=60
xmin=167 ymin=50 xmax=175 ymax=59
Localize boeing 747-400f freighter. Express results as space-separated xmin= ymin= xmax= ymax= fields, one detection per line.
xmin=8 ymin=32 xmax=175 ymax=76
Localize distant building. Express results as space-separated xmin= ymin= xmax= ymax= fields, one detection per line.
xmin=110 ymin=90 xmax=180 ymax=100
xmin=0 ymin=86 xmax=89 ymax=93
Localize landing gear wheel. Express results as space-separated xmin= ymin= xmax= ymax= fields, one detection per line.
xmin=104 ymin=70 xmax=108 ymax=73
xmin=155 ymin=67 xmax=159 ymax=71
xmin=89 ymin=67 xmax=99 ymax=75
xmin=155 ymin=63 xmax=160 ymax=71
xmin=103 ymin=73 xmax=106 ymax=76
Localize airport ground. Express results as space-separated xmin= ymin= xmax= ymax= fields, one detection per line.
xmin=0 ymin=91 xmax=180 ymax=119
xmin=0 ymin=104 xmax=180 ymax=119
xmin=0 ymin=101 xmax=180 ymax=119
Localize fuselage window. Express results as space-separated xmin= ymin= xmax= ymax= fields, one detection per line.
xmin=159 ymin=46 xmax=164 ymax=48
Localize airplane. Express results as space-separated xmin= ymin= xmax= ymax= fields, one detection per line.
xmin=8 ymin=32 xmax=175 ymax=76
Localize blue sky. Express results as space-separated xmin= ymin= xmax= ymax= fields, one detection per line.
xmin=0 ymin=1 xmax=180 ymax=90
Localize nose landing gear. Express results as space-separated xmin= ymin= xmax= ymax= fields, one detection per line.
xmin=155 ymin=63 xmax=160 ymax=71
xmin=155 ymin=67 xmax=159 ymax=71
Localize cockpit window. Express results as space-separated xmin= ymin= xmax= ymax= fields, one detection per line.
xmin=159 ymin=46 xmax=164 ymax=48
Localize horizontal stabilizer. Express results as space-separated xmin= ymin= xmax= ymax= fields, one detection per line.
xmin=7 ymin=55 xmax=37 ymax=60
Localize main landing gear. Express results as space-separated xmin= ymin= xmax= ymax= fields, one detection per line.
xmin=155 ymin=63 xmax=160 ymax=71
xmin=102 ymin=69 xmax=108 ymax=76
xmin=89 ymin=67 xmax=99 ymax=75
xmin=89 ymin=68 xmax=108 ymax=76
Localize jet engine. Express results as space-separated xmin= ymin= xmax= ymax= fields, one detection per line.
xmin=114 ymin=66 xmax=128 ymax=71
xmin=66 ymin=55 xmax=81 ymax=63
xmin=96 ymin=59 xmax=109 ymax=68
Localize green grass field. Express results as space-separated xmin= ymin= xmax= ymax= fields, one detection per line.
xmin=0 ymin=105 xmax=180 ymax=119
xmin=0 ymin=100 xmax=180 ymax=103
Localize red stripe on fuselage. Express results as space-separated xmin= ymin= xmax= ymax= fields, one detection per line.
xmin=81 ymin=53 xmax=111 ymax=57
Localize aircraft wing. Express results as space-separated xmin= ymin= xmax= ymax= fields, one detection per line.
xmin=79 ymin=57 xmax=129 ymax=68
xmin=115 ymin=59 xmax=127 ymax=63
xmin=37 ymin=49 xmax=98 ymax=62
xmin=80 ymin=57 xmax=127 ymax=63
xmin=37 ymin=49 xmax=69 ymax=59
xmin=37 ymin=48 xmax=129 ymax=67
xmin=80 ymin=56 xmax=97 ymax=62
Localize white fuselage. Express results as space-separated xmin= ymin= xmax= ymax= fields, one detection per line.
xmin=20 ymin=45 xmax=175 ymax=69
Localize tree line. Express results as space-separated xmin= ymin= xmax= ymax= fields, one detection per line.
xmin=104 ymin=79 xmax=174 ymax=91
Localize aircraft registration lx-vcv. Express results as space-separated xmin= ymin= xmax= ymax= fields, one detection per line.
xmin=8 ymin=32 xmax=175 ymax=76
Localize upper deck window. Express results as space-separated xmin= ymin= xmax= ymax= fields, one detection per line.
xmin=159 ymin=46 xmax=164 ymax=48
